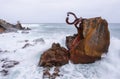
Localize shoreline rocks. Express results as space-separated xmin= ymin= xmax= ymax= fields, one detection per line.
xmin=0 ymin=19 xmax=30 ymax=33
xmin=39 ymin=17 xmax=110 ymax=66
xmin=38 ymin=16 xmax=110 ymax=79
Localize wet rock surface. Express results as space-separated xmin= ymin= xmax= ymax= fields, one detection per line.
xmin=39 ymin=43 xmax=69 ymax=67
xmin=66 ymin=17 xmax=110 ymax=64
xmin=42 ymin=67 xmax=60 ymax=79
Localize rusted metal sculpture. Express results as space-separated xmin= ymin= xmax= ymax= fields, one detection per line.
xmin=66 ymin=14 xmax=110 ymax=64
xmin=66 ymin=12 xmax=84 ymax=50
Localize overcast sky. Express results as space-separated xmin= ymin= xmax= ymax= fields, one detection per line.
xmin=0 ymin=0 xmax=120 ymax=23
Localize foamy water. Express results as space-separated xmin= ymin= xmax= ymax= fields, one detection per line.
xmin=0 ymin=23 xmax=120 ymax=79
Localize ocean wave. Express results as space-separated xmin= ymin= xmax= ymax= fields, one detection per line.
xmin=0 ymin=24 xmax=120 ymax=79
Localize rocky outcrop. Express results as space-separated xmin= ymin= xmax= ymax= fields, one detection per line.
xmin=39 ymin=43 xmax=69 ymax=67
xmin=0 ymin=19 xmax=30 ymax=33
xmin=66 ymin=17 xmax=110 ymax=64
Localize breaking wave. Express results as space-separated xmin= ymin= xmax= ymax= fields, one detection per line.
xmin=0 ymin=23 xmax=120 ymax=79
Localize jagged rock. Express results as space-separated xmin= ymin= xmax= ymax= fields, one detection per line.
xmin=39 ymin=43 xmax=69 ymax=67
xmin=15 ymin=21 xmax=23 ymax=30
xmin=66 ymin=17 xmax=110 ymax=64
xmin=0 ymin=19 xmax=30 ymax=33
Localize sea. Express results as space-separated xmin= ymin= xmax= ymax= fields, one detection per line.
xmin=0 ymin=23 xmax=120 ymax=79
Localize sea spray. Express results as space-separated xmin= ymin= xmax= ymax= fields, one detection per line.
xmin=0 ymin=24 xmax=120 ymax=79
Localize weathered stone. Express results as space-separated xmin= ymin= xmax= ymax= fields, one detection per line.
xmin=66 ymin=17 xmax=110 ymax=64
xmin=39 ymin=43 xmax=69 ymax=67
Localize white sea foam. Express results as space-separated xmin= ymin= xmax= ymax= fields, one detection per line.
xmin=0 ymin=24 xmax=120 ymax=79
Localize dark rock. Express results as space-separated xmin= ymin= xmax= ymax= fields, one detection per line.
xmin=2 ymin=60 xmax=19 ymax=68
xmin=0 ymin=25 xmax=6 ymax=33
xmin=15 ymin=21 xmax=23 ymax=30
xmin=0 ymin=69 xmax=8 ymax=76
xmin=21 ymin=31 xmax=29 ymax=34
xmin=50 ymin=67 xmax=60 ymax=79
xmin=0 ymin=49 xmax=9 ymax=53
xmin=0 ymin=59 xmax=19 ymax=76
xmin=42 ymin=67 xmax=60 ymax=79
xmin=39 ymin=43 xmax=69 ymax=67
xmin=66 ymin=17 xmax=110 ymax=64
xmin=33 ymin=38 xmax=45 ymax=44
xmin=26 ymin=27 xmax=31 ymax=30
xmin=25 ymin=40 xmax=29 ymax=42
xmin=43 ymin=68 xmax=51 ymax=79
xmin=0 ymin=19 xmax=30 ymax=33
xmin=22 ymin=43 xmax=33 ymax=49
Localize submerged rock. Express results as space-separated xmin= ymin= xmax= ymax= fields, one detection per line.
xmin=0 ymin=69 xmax=8 ymax=76
xmin=0 ymin=58 xmax=19 ymax=76
xmin=33 ymin=38 xmax=45 ymax=44
xmin=2 ymin=60 xmax=19 ymax=68
xmin=66 ymin=17 xmax=110 ymax=64
xmin=43 ymin=68 xmax=51 ymax=79
xmin=42 ymin=67 xmax=60 ymax=79
xmin=39 ymin=43 xmax=69 ymax=67
xmin=22 ymin=43 xmax=33 ymax=49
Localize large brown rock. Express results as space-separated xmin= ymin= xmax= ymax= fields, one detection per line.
xmin=39 ymin=43 xmax=69 ymax=67
xmin=66 ymin=17 xmax=110 ymax=64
